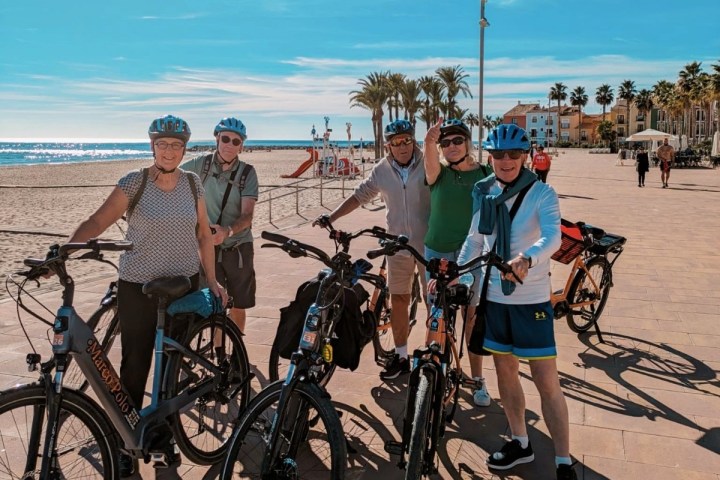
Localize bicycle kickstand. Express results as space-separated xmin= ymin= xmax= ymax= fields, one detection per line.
xmin=593 ymin=321 xmax=606 ymax=344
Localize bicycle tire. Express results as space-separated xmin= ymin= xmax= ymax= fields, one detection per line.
xmin=268 ymin=344 xmax=336 ymax=387
xmin=566 ymin=256 xmax=612 ymax=333
xmin=371 ymin=273 xmax=421 ymax=361
xmin=221 ymin=380 xmax=346 ymax=479
xmin=65 ymin=299 xmax=119 ymax=392
xmin=167 ymin=315 xmax=251 ymax=465
xmin=0 ymin=383 xmax=119 ymax=479
xmin=405 ymin=369 xmax=434 ymax=480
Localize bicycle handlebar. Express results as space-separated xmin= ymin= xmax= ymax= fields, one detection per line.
xmin=20 ymin=239 xmax=132 ymax=280
xmin=260 ymin=230 xmax=332 ymax=265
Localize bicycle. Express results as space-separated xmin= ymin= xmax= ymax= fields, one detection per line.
xmin=267 ymin=220 xmax=422 ymax=382
xmin=222 ymin=229 xmax=386 ymax=479
xmin=377 ymin=237 xmax=514 ymax=479
xmin=0 ymin=239 xmax=252 ymax=478
xmin=550 ymin=220 xmax=626 ymax=343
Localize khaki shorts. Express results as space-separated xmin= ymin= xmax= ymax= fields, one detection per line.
xmin=387 ymin=253 xmax=427 ymax=296
xmin=214 ymin=242 xmax=256 ymax=309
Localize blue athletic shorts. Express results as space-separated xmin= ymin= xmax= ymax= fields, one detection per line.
xmin=483 ymin=300 xmax=557 ymax=359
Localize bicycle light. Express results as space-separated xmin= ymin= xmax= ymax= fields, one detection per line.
xmin=322 ymin=340 xmax=333 ymax=363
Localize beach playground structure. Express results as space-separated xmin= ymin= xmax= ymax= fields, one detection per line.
xmin=281 ymin=119 xmax=361 ymax=178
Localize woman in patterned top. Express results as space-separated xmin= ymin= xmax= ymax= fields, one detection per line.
xmin=67 ymin=114 xmax=225 ymax=476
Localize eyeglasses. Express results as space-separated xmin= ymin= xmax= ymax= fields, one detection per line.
xmin=221 ymin=135 xmax=242 ymax=147
xmin=388 ymin=136 xmax=413 ymax=147
xmin=489 ymin=150 xmax=525 ymax=160
xmin=154 ymin=141 xmax=185 ymax=151
xmin=439 ymin=137 xmax=465 ymax=148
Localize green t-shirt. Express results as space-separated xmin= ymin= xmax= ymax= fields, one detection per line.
xmin=181 ymin=154 xmax=259 ymax=247
xmin=424 ymin=164 xmax=492 ymax=253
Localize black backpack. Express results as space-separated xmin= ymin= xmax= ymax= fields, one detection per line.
xmin=273 ymin=278 xmax=374 ymax=371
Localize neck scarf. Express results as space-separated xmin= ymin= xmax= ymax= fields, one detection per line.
xmin=472 ymin=168 xmax=536 ymax=295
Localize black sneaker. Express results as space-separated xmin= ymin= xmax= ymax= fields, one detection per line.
xmin=557 ymin=463 xmax=578 ymax=480
xmin=379 ymin=354 xmax=410 ymax=380
xmin=119 ymin=452 xmax=136 ymax=478
xmin=486 ymin=439 xmax=534 ymax=470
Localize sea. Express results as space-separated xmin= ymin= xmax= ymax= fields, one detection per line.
xmin=0 ymin=140 xmax=373 ymax=167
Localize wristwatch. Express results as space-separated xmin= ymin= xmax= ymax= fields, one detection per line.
xmin=227 ymin=226 xmax=234 ymax=237
xmin=519 ymin=253 xmax=533 ymax=268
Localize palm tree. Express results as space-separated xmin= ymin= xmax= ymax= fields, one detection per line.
xmin=549 ymin=82 xmax=568 ymax=145
xmin=711 ymin=61 xmax=720 ymax=135
xmin=618 ymin=80 xmax=637 ymax=141
xmin=595 ymin=84 xmax=614 ymax=123
xmin=386 ymin=72 xmax=406 ymax=123
xmin=349 ymin=72 xmax=389 ymax=158
xmin=435 ymin=65 xmax=473 ymax=118
xmin=493 ymin=116 xmax=503 ymax=128
xmin=678 ymin=61 xmax=702 ymax=143
xmin=464 ymin=113 xmax=480 ymax=141
xmin=570 ymin=86 xmax=588 ymax=144
xmin=652 ymin=80 xmax=675 ymax=133
xmin=399 ymin=78 xmax=423 ymax=127
xmin=419 ymin=75 xmax=444 ymax=128
xmin=634 ymin=89 xmax=653 ymax=134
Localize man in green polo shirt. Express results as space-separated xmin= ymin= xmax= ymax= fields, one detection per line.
xmin=182 ymin=117 xmax=258 ymax=332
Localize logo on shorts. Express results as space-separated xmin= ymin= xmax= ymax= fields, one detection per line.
xmin=534 ymin=310 xmax=548 ymax=320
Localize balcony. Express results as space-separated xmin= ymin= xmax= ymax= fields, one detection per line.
xmin=545 ymin=120 xmax=554 ymax=126
xmin=617 ymin=119 xmax=626 ymax=125
xmin=636 ymin=115 xmax=645 ymax=121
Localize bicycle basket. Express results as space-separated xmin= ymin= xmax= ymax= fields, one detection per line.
xmin=551 ymin=219 xmax=588 ymax=264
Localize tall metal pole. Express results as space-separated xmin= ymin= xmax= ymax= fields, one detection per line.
xmin=479 ymin=1 xmax=488 ymax=143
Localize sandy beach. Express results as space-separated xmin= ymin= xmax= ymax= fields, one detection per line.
xmin=0 ymin=149 xmax=370 ymax=299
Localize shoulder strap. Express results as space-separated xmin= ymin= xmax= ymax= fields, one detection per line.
xmin=237 ymin=163 xmax=252 ymax=191
xmin=126 ymin=167 xmax=149 ymax=220
xmin=200 ymin=153 xmax=214 ymax=184
xmin=508 ymin=179 xmax=535 ymax=221
xmin=186 ymin=172 xmax=198 ymax=213
xmin=216 ymin=163 xmax=242 ymax=225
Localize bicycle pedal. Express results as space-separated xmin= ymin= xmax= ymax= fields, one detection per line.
xmin=384 ymin=440 xmax=404 ymax=456
xmin=150 ymin=452 xmax=171 ymax=468
xmin=460 ymin=377 xmax=481 ymax=389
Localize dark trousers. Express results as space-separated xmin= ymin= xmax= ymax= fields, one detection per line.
xmin=117 ymin=275 xmax=198 ymax=408
xmin=638 ymin=172 xmax=646 ymax=185
xmin=535 ymin=168 xmax=549 ymax=183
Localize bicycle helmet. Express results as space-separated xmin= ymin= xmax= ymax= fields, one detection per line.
xmin=384 ymin=119 xmax=414 ymax=141
xmin=483 ymin=124 xmax=530 ymax=151
xmin=148 ymin=115 xmax=191 ymax=143
xmin=439 ymin=118 xmax=471 ymax=140
xmin=214 ymin=117 xmax=247 ymax=140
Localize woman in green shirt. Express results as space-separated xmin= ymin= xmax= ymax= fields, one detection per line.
xmin=424 ymin=117 xmax=493 ymax=407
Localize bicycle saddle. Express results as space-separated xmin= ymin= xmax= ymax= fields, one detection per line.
xmin=142 ymin=276 xmax=191 ymax=299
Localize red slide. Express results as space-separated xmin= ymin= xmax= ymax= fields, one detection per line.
xmin=281 ymin=148 xmax=318 ymax=178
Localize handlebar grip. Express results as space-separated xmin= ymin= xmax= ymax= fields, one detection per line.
xmin=95 ymin=240 xmax=133 ymax=252
xmin=23 ymin=258 xmax=46 ymax=267
xmin=366 ymin=248 xmax=387 ymax=260
xmin=261 ymin=231 xmax=291 ymax=244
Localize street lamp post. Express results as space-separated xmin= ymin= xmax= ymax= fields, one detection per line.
xmin=479 ymin=1 xmax=489 ymax=144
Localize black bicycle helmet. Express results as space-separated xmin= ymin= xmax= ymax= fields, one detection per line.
xmin=148 ymin=115 xmax=191 ymax=143
xmin=384 ymin=120 xmax=414 ymax=141
xmin=439 ymin=118 xmax=471 ymax=140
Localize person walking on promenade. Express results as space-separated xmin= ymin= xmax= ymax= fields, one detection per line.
xmin=636 ymin=146 xmax=650 ymax=187
xmin=616 ymin=146 xmax=626 ymax=166
xmin=458 ymin=124 xmax=577 ymax=480
xmin=181 ymin=117 xmax=258 ymax=333
xmin=423 ymin=117 xmax=494 ymax=407
xmin=657 ymin=137 xmax=675 ymax=188
xmin=68 ymin=115 xmax=227 ymax=477
xmin=313 ymin=119 xmax=429 ymax=380
xmin=531 ymin=145 xmax=552 ymax=183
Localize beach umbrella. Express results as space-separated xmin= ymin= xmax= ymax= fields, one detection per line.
xmin=625 ymin=128 xmax=677 ymax=142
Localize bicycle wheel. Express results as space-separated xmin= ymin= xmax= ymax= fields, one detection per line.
xmin=405 ymin=369 xmax=434 ymax=480
xmin=221 ymin=380 xmax=346 ymax=479
xmin=167 ymin=315 xmax=251 ymax=465
xmin=268 ymin=344 xmax=336 ymax=388
xmin=64 ymin=298 xmax=119 ymax=392
xmin=0 ymin=383 xmax=119 ymax=479
xmin=566 ymin=256 xmax=612 ymax=333
xmin=410 ymin=271 xmax=421 ymax=325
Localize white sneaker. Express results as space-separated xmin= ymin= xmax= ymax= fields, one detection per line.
xmin=473 ymin=381 xmax=492 ymax=407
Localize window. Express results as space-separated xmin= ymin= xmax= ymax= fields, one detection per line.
xmin=511 ymin=118 xmax=518 ymax=125
xmin=531 ymin=116 xmax=538 ymax=123
xmin=561 ymin=132 xmax=570 ymax=140
xmin=695 ymin=110 xmax=705 ymax=122
xmin=561 ymin=121 xmax=570 ymax=129
xmin=547 ymin=129 xmax=553 ymax=137
xmin=637 ymin=124 xmax=644 ymax=132
xmin=618 ymin=127 xmax=625 ymax=136
xmin=530 ymin=128 xmax=538 ymax=138
xmin=617 ymin=114 xmax=625 ymax=125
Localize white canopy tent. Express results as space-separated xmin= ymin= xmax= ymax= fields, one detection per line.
xmin=626 ymin=129 xmax=679 ymax=153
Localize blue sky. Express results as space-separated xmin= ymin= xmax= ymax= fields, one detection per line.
xmin=1 ymin=0 xmax=718 ymax=141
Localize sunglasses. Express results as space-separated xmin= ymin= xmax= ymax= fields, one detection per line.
xmin=388 ymin=137 xmax=413 ymax=147
xmin=154 ymin=141 xmax=185 ymax=151
xmin=439 ymin=137 xmax=465 ymax=148
xmin=221 ymin=135 xmax=242 ymax=147
xmin=489 ymin=150 xmax=525 ymax=160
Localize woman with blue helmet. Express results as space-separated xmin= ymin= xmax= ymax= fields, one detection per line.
xmin=423 ymin=117 xmax=494 ymax=407
xmin=67 ymin=114 xmax=226 ymax=476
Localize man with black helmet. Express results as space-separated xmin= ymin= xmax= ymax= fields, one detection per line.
xmin=313 ymin=119 xmax=430 ymax=380
xmin=182 ymin=117 xmax=258 ymax=333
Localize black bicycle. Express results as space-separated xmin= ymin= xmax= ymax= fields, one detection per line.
xmin=267 ymin=221 xmax=421 ymax=383
xmin=376 ymin=238 xmax=514 ymax=479
xmin=0 ymin=239 xmax=252 ymax=478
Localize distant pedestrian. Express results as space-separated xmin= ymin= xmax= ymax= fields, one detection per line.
xmin=635 ymin=146 xmax=649 ymax=187
xmin=616 ymin=147 xmax=626 ymax=166
xmin=531 ymin=145 xmax=552 ymax=183
xmin=656 ymin=138 xmax=675 ymax=188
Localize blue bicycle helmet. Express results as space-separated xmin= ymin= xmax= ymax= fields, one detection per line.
xmin=439 ymin=118 xmax=471 ymax=140
xmin=483 ymin=124 xmax=531 ymax=151
xmin=148 ymin=115 xmax=191 ymax=143
xmin=214 ymin=117 xmax=247 ymax=140
xmin=384 ymin=120 xmax=414 ymax=141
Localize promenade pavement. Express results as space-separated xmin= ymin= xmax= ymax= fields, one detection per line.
xmin=1 ymin=151 xmax=718 ymax=479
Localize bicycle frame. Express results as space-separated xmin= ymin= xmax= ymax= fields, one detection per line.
xmin=550 ymin=254 xmax=600 ymax=310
